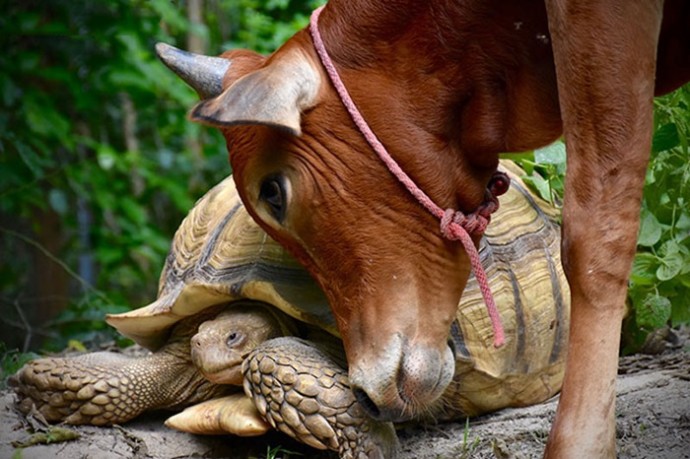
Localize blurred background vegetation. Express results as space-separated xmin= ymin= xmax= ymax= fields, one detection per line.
xmin=0 ymin=0 xmax=322 ymax=369
xmin=0 ymin=0 xmax=688 ymax=374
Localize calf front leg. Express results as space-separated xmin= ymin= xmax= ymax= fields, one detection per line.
xmin=543 ymin=1 xmax=663 ymax=457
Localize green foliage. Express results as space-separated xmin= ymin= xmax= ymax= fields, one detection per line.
xmin=0 ymin=0 xmax=320 ymax=352
xmin=514 ymin=140 xmax=567 ymax=210
xmin=1 ymin=0 xmax=213 ymax=351
xmin=259 ymin=445 xmax=304 ymax=459
xmin=210 ymin=0 xmax=323 ymax=53
xmin=513 ymin=85 xmax=690 ymax=354
xmin=624 ymin=86 xmax=690 ymax=353
xmin=0 ymin=343 xmax=40 ymax=389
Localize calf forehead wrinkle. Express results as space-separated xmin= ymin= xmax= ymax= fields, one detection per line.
xmin=313 ymin=238 xmax=467 ymax=325
xmin=232 ymin=132 xmax=461 ymax=278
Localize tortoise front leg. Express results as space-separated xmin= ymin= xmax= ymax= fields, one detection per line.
xmin=242 ymin=337 xmax=399 ymax=459
xmin=10 ymin=346 xmax=228 ymax=425
xmin=544 ymin=1 xmax=663 ymax=457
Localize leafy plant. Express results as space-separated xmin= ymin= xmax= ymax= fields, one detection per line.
xmin=624 ymin=86 xmax=690 ymax=353
xmin=261 ymin=445 xmax=304 ymax=459
xmin=513 ymin=140 xmax=567 ymax=211
xmin=0 ymin=343 xmax=39 ymax=389
xmin=0 ymin=0 xmax=322 ymax=353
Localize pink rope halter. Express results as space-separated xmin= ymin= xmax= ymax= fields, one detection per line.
xmin=309 ymin=6 xmax=507 ymax=347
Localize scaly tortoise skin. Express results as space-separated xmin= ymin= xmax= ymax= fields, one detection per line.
xmin=167 ymin=309 xmax=398 ymax=458
xmin=11 ymin=160 xmax=568 ymax=458
xmin=10 ymin=302 xmax=285 ymax=426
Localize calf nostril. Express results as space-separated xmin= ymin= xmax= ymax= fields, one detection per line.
xmin=352 ymin=387 xmax=381 ymax=419
xmin=447 ymin=338 xmax=457 ymax=359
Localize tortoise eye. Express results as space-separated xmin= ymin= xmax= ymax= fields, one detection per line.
xmin=226 ymin=331 xmax=245 ymax=348
xmin=259 ymin=175 xmax=287 ymax=222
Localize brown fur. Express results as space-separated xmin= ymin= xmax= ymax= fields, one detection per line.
xmin=191 ymin=1 xmax=689 ymax=457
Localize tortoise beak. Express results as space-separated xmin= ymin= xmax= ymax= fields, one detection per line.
xmin=155 ymin=42 xmax=230 ymax=99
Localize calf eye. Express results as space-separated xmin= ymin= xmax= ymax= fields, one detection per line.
xmin=259 ymin=175 xmax=287 ymax=222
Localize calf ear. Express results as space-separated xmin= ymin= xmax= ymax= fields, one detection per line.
xmin=189 ymin=49 xmax=321 ymax=136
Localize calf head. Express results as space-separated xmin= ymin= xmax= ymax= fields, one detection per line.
xmin=157 ymin=32 xmax=489 ymax=422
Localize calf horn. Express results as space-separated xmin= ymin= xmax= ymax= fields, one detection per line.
xmin=155 ymin=43 xmax=230 ymax=99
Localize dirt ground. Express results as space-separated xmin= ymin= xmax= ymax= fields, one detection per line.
xmin=1 ymin=339 xmax=688 ymax=459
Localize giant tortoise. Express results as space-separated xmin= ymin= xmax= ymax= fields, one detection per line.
xmin=11 ymin=160 xmax=569 ymax=457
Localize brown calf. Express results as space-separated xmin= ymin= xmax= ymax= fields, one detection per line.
xmin=158 ymin=0 xmax=689 ymax=456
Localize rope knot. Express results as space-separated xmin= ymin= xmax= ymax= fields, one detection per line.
xmin=439 ymin=172 xmax=509 ymax=240
xmin=440 ymin=209 xmax=460 ymax=240
xmin=440 ymin=208 xmax=490 ymax=240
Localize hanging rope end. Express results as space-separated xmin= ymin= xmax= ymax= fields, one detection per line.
xmin=492 ymin=328 xmax=506 ymax=348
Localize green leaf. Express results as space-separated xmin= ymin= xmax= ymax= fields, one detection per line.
xmin=97 ymin=145 xmax=117 ymax=170
xmin=671 ymin=290 xmax=690 ymax=324
xmin=677 ymin=212 xmax=690 ymax=231
xmin=48 ymin=189 xmax=69 ymax=215
xmin=1 ymin=347 xmax=40 ymax=380
xmin=23 ymin=97 xmax=71 ymax=145
xmin=119 ymin=198 xmax=147 ymax=226
xmin=678 ymin=273 xmax=690 ymax=290
xmin=656 ymin=251 xmax=684 ymax=281
xmin=67 ymin=340 xmax=87 ymax=352
xmin=14 ymin=141 xmax=44 ymax=177
xmin=534 ymin=141 xmax=566 ymax=165
xmin=652 ymin=122 xmax=680 ymax=153
xmin=148 ymin=0 xmax=189 ymax=31
xmin=108 ymin=69 xmax=153 ymax=92
xmin=507 ymin=152 xmax=536 ymax=175
xmin=630 ymin=252 xmax=658 ymax=286
xmin=522 ymin=173 xmax=551 ymax=202
xmin=636 ymin=293 xmax=672 ymax=329
xmin=637 ymin=208 xmax=662 ymax=247
xmin=660 ymin=240 xmax=682 ymax=257
xmin=17 ymin=11 xmax=40 ymax=31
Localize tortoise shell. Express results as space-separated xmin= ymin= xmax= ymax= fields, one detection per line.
xmin=107 ymin=159 xmax=569 ymax=416
xmin=106 ymin=176 xmax=334 ymax=349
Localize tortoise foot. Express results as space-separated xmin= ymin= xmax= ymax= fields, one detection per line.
xmin=243 ymin=337 xmax=399 ymax=459
xmin=10 ymin=347 xmax=225 ymax=426
xmin=9 ymin=353 xmax=144 ymax=425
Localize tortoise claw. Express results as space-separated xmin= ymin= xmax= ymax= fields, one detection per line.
xmin=165 ymin=393 xmax=270 ymax=436
xmin=242 ymin=337 xmax=399 ymax=458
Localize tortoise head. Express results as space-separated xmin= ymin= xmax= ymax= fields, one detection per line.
xmin=191 ymin=302 xmax=287 ymax=385
xmin=157 ymin=36 xmax=490 ymax=422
